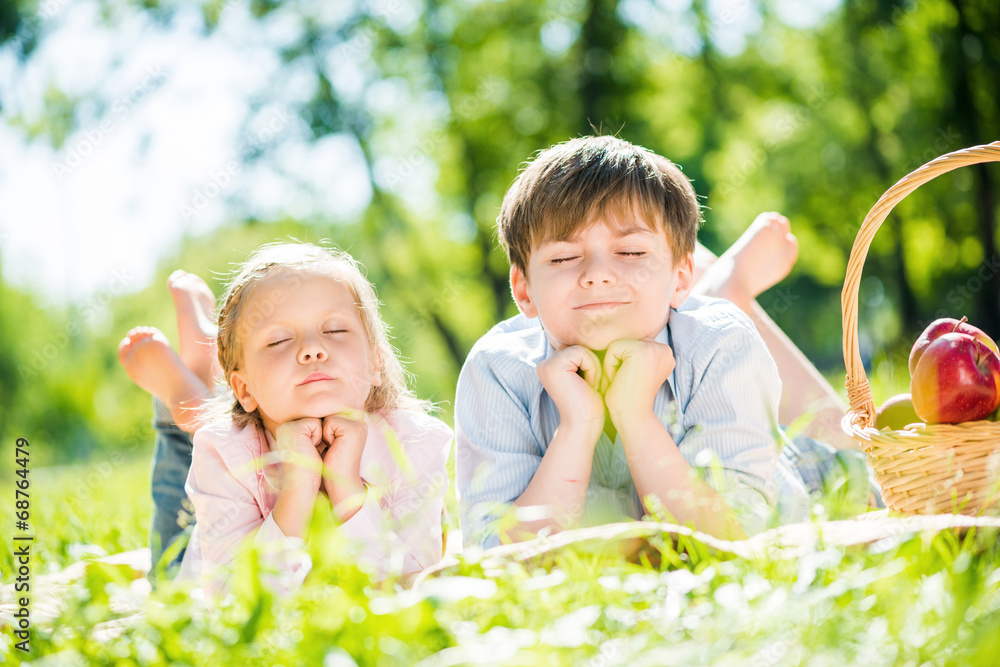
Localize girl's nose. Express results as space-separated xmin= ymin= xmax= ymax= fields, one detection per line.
xmin=297 ymin=337 xmax=328 ymax=363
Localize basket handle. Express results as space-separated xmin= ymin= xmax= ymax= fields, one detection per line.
xmin=842 ymin=141 xmax=1000 ymax=428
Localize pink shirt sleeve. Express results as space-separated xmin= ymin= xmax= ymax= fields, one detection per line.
xmin=185 ymin=413 xmax=452 ymax=595
xmin=340 ymin=412 xmax=453 ymax=578
xmin=186 ymin=425 xmax=307 ymax=599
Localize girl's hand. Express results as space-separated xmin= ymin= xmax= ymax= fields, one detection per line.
xmin=321 ymin=410 xmax=368 ymax=466
xmin=321 ymin=411 xmax=368 ymax=522
xmin=271 ymin=418 xmax=325 ymax=538
xmin=274 ymin=418 xmax=325 ymax=487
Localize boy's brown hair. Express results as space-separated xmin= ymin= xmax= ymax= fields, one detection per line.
xmin=497 ymin=135 xmax=701 ymax=273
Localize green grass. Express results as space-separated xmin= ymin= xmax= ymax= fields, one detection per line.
xmin=1 ymin=456 xmax=150 ymax=578
xmin=5 ymin=456 xmax=1000 ymax=665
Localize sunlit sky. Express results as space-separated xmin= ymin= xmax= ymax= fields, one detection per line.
xmin=0 ymin=0 xmax=839 ymax=307
xmin=0 ymin=1 xmax=376 ymax=306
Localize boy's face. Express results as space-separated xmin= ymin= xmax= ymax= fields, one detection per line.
xmin=510 ymin=212 xmax=694 ymax=352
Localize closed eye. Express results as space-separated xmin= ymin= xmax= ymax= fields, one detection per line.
xmin=267 ymin=338 xmax=290 ymax=348
xmin=549 ymin=256 xmax=579 ymax=264
xmin=324 ymin=329 xmax=348 ymax=334
xmin=618 ymin=251 xmax=646 ymax=257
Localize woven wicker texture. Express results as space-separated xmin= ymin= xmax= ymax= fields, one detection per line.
xmin=842 ymin=141 xmax=1000 ymax=515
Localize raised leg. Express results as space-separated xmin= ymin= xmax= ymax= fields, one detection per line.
xmin=746 ymin=303 xmax=856 ymax=449
xmin=693 ymin=213 xmax=857 ymax=450
xmin=118 ymin=327 xmax=210 ymax=434
xmin=167 ymin=270 xmax=222 ymax=389
xmin=694 ymin=212 xmax=799 ymax=308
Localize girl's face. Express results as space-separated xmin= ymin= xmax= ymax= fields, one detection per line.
xmin=229 ymin=268 xmax=380 ymax=435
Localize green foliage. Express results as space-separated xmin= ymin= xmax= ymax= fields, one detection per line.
xmin=6 ymin=459 xmax=1000 ymax=665
xmin=0 ymin=456 xmax=149 ymax=577
xmin=3 ymin=2 xmax=1000 ymax=661
xmin=0 ymin=272 xmax=122 ymax=467
xmin=1 ymin=0 xmax=999 ymax=461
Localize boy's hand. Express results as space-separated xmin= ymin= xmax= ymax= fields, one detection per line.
xmin=537 ymin=345 xmax=605 ymax=438
xmin=603 ymin=339 xmax=676 ymax=424
xmin=321 ymin=411 xmax=368 ymax=521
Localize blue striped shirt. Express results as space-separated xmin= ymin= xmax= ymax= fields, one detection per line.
xmin=456 ymin=294 xmax=808 ymax=548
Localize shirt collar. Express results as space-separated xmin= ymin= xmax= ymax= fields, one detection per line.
xmin=660 ymin=317 xmax=678 ymax=401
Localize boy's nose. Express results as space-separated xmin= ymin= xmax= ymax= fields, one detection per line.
xmin=580 ymin=255 xmax=617 ymax=286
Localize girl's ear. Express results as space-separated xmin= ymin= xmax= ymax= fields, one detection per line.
xmin=510 ymin=265 xmax=539 ymax=318
xmin=668 ymin=253 xmax=696 ymax=308
xmin=230 ymin=371 xmax=259 ymax=413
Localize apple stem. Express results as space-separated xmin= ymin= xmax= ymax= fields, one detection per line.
xmin=956 ymin=316 xmax=969 ymax=332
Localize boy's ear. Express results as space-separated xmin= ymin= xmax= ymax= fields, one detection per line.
xmin=668 ymin=253 xmax=696 ymax=308
xmin=230 ymin=371 xmax=259 ymax=413
xmin=510 ymin=265 xmax=539 ymax=318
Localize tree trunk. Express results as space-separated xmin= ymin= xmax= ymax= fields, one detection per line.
xmin=579 ymin=0 xmax=629 ymax=134
xmin=951 ymin=0 xmax=1000 ymax=335
xmin=843 ymin=3 xmax=920 ymax=333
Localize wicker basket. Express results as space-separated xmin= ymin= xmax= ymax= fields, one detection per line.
xmin=842 ymin=141 xmax=1000 ymax=515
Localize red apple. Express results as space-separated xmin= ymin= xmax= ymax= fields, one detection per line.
xmin=909 ymin=317 xmax=1000 ymax=375
xmin=910 ymin=332 xmax=1000 ymax=424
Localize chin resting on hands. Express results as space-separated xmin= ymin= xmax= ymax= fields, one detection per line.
xmin=536 ymin=345 xmax=606 ymax=432
xmin=274 ymin=418 xmax=326 ymax=483
xmin=318 ymin=410 xmax=368 ymax=521
xmin=320 ymin=411 xmax=368 ymax=470
xmin=601 ymin=339 xmax=676 ymax=419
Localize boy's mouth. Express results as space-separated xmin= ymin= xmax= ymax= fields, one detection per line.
xmin=574 ymin=300 xmax=628 ymax=310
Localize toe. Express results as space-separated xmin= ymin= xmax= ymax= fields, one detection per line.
xmin=118 ymin=328 xmax=152 ymax=363
xmin=123 ymin=326 xmax=151 ymax=341
xmin=117 ymin=335 xmax=134 ymax=362
xmin=765 ymin=212 xmax=789 ymax=231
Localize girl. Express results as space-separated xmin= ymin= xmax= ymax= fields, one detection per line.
xmin=175 ymin=242 xmax=453 ymax=598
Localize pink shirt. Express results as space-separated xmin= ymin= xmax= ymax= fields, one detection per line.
xmin=178 ymin=408 xmax=453 ymax=598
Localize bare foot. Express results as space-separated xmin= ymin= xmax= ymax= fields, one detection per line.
xmin=729 ymin=212 xmax=799 ymax=295
xmin=167 ymin=270 xmax=221 ymax=389
xmin=694 ymin=212 xmax=799 ymax=312
xmin=118 ymin=327 xmax=211 ymax=433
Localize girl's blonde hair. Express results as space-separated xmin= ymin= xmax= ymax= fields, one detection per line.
xmin=206 ymin=241 xmax=425 ymax=431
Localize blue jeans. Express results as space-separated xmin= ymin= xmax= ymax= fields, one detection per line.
xmin=149 ymin=397 xmax=193 ymax=580
xmin=782 ymin=432 xmax=885 ymax=515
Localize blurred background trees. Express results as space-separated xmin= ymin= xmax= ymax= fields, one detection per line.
xmin=1 ymin=0 xmax=998 ymax=463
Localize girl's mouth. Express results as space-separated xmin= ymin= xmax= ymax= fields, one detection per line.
xmin=299 ymin=372 xmax=334 ymax=385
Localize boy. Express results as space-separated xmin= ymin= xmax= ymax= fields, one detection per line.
xmin=456 ymin=135 xmax=805 ymax=548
